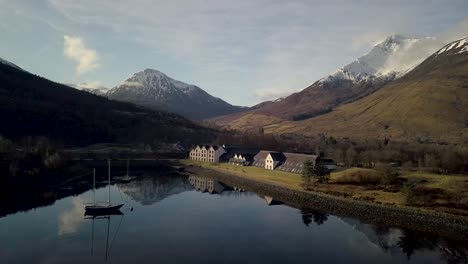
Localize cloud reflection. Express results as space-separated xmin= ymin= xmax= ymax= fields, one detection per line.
xmin=58 ymin=197 xmax=84 ymax=235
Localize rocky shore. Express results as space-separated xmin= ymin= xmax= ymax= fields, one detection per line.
xmin=184 ymin=165 xmax=468 ymax=241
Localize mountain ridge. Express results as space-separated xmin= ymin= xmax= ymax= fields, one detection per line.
xmin=106 ymin=69 xmax=245 ymax=120
xmin=243 ymin=36 xmax=468 ymax=144
xmin=0 ymin=60 xmax=215 ymax=146
xmin=209 ymin=34 xmax=448 ymax=126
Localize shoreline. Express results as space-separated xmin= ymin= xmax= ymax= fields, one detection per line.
xmin=182 ymin=164 xmax=468 ymax=241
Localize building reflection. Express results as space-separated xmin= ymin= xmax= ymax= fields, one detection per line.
xmin=188 ymin=175 xmax=247 ymax=195
xmin=188 ymin=175 xmax=227 ymax=194
xmin=264 ymin=196 xmax=284 ymax=206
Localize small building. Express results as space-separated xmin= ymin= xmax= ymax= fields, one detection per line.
xmin=219 ymin=146 xmax=259 ymax=162
xmin=252 ymin=150 xmax=281 ymax=169
xmin=189 ymin=144 xmax=227 ymax=163
xmin=252 ymin=150 xmax=269 ymax=168
xmin=229 ymin=153 xmax=256 ymax=166
xmin=265 ymin=152 xmax=282 ymax=170
xmin=276 ymin=153 xmax=319 ymax=174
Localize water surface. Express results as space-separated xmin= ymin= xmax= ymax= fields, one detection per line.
xmin=1 ymin=173 xmax=467 ymax=264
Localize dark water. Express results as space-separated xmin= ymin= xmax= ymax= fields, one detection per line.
xmin=1 ymin=173 xmax=467 ymax=264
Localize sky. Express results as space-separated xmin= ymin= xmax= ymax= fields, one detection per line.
xmin=0 ymin=0 xmax=467 ymax=106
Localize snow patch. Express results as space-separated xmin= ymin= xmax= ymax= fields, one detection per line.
xmin=322 ymin=35 xmax=442 ymax=83
xmin=122 ymin=81 xmax=144 ymax=87
xmin=437 ymin=37 xmax=468 ymax=55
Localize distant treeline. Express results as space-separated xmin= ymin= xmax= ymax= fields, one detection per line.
xmin=291 ymin=108 xmax=332 ymax=121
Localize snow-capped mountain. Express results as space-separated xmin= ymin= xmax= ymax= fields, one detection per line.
xmin=210 ymin=34 xmax=444 ymax=126
xmin=107 ymin=69 xmax=244 ymax=120
xmin=435 ymin=36 xmax=468 ymax=55
xmin=322 ymin=34 xmax=439 ymax=83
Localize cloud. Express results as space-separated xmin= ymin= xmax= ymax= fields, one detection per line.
xmin=77 ymin=81 xmax=106 ymax=89
xmin=439 ymin=19 xmax=468 ymax=41
xmin=58 ymin=197 xmax=85 ymax=235
xmin=48 ymin=0 xmax=468 ymax=105
xmin=351 ymin=32 xmax=392 ymax=51
xmin=122 ymin=81 xmax=144 ymax=87
xmin=253 ymin=89 xmax=295 ymax=102
xmin=63 ymin=35 xmax=99 ymax=74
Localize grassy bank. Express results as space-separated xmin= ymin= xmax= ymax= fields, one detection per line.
xmin=181 ymin=159 xmax=468 ymax=216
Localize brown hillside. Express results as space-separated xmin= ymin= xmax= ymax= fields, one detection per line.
xmin=265 ymin=38 xmax=468 ymax=144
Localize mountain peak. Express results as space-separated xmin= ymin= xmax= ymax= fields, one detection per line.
xmin=379 ymin=34 xmax=408 ymax=45
xmin=436 ymin=36 xmax=468 ymax=55
xmin=322 ymin=34 xmax=438 ymax=83
xmin=108 ymin=69 xmax=243 ymax=120
xmin=141 ymin=68 xmax=166 ymax=76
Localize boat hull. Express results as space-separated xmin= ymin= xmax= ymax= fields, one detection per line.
xmin=85 ymin=204 xmax=124 ymax=216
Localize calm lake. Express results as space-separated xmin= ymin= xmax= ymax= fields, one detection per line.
xmin=1 ymin=172 xmax=467 ymax=264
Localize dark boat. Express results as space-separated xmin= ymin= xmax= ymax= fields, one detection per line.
xmin=85 ymin=160 xmax=124 ymax=216
xmin=85 ymin=204 xmax=124 ymax=216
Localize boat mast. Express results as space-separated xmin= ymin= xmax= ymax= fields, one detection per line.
xmin=108 ymin=159 xmax=111 ymax=206
xmin=93 ymin=168 xmax=96 ymax=206
xmin=105 ymin=216 xmax=110 ymax=261
xmin=91 ymin=217 xmax=95 ymax=254
xmin=126 ymin=159 xmax=129 ymax=177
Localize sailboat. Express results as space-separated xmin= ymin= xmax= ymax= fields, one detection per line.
xmin=85 ymin=160 xmax=124 ymax=215
xmin=119 ymin=159 xmax=133 ymax=183
xmin=85 ymin=213 xmax=124 ymax=261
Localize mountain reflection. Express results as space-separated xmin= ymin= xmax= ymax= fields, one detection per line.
xmin=341 ymin=218 xmax=468 ymax=263
xmin=118 ymin=174 xmax=192 ymax=205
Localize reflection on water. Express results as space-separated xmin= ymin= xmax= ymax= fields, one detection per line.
xmin=58 ymin=197 xmax=85 ymax=235
xmin=300 ymin=208 xmax=329 ymax=226
xmin=0 ymin=173 xmax=467 ymax=264
xmin=119 ymin=174 xmax=192 ymax=205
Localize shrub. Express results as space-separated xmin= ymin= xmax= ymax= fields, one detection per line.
xmin=375 ymin=163 xmax=398 ymax=185
xmin=402 ymin=161 xmax=414 ymax=169
xmin=334 ymin=170 xmax=381 ymax=185
xmin=302 ymin=160 xmax=330 ymax=184
xmin=43 ymin=153 xmax=65 ymax=169
xmin=401 ymin=184 xmax=454 ymax=206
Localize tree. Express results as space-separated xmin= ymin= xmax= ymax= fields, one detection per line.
xmin=0 ymin=135 xmax=12 ymax=152
xmin=346 ymin=146 xmax=357 ymax=166
xmin=375 ymin=163 xmax=397 ymax=185
xmin=300 ymin=209 xmax=313 ymax=226
xmin=440 ymin=149 xmax=463 ymax=173
xmin=312 ymin=162 xmax=330 ymax=183
xmin=301 ymin=160 xmax=314 ymax=184
xmin=302 ymin=160 xmax=330 ymax=184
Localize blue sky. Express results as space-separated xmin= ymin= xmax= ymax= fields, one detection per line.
xmin=0 ymin=0 xmax=467 ymax=106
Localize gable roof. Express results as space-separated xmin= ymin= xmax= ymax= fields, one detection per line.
xmin=282 ymin=152 xmax=318 ymax=163
xmin=268 ymin=152 xmax=282 ymax=161
xmin=211 ymin=145 xmax=222 ymax=150
xmin=276 ymin=153 xmax=319 ymax=173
